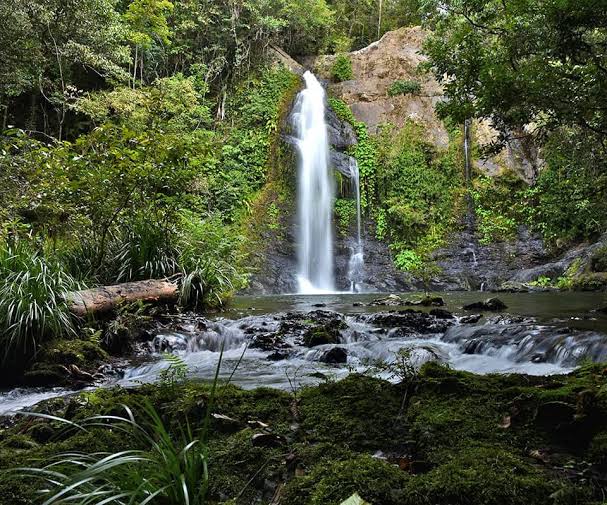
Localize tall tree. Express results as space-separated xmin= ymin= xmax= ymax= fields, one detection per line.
xmin=0 ymin=0 xmax=129 ymax=138
xmin=423 ymin=0 xmax=607 ymax=149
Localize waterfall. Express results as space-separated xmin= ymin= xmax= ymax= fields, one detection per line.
xmin=293 ymin=72 xmax=335 ymax=294
xmin=348 ymin=158 xmax=364 ymax=292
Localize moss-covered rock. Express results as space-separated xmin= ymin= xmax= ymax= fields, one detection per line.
xmin=282 ymin=454 xmax=411 ymax=505
xmin=39 ymin=338 xmax=108 ymax=369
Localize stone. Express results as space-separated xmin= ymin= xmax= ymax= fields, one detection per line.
xmin=463 ymin=297 xmax=508 ymax=311
xmin=369 ymin=294 xmax=403 ymax=306
xmin=212 ymin=413 xmax=241 ymax=434
xmin=320 ymin=347 xmax=348 ymax=364
xmin=429 ymin=308 xmax=454 ymax=319
xmin=405 ymin=296 xmax=445 ymax=307
xmin=460 ymin=314 xmax=482 ymax=324
xmin=251 ymin=433 xmax=286 ymax=448
xmin=267 ymin=351 xmax=289 ymax=361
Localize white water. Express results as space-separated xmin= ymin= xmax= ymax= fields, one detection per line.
xmin=293 ymin=72 xmax=335 ymax=293
xmin=348 ymin=158 xmax=364 ymax=292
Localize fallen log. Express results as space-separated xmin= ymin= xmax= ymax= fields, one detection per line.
xmin=67 ymin=279 xmax=178 ymax=317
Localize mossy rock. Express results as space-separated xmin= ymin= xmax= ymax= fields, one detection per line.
xmin=590 ymin=245 xmax=607 ymax=272
xmin=303 ymin=326 xmax=340 ymax=346
xmin=23 ymin=364 xmax=70 ymax=387
xmin=298 ymin=375 xmax=407 ymax=451
xmin=409 ymin=445 xmax=566 ymax=505
xmin=589 ymin=431 xmax=607 ymax=466
xmin=571 ymin=272 xmax=607 ymax=291
xmin=281 ymin=454 xmax=411 ymax=505
xmin=39 ymin=338 xmax=108 ymax=369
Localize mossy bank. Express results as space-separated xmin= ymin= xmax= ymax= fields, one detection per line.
xmin=1 ymin=363 xmax=606 ymax=504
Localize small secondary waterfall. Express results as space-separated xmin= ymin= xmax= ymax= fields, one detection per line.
xmin=293 ymin=72 xmax=335 ymax=293
xmin=348 ymin=158 xmax=364 ymax=292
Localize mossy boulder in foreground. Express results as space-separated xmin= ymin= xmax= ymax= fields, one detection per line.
xmin=0 ymin=364 xmax=606 ymax=504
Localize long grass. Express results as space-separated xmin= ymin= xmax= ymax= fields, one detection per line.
xmin=0 ymin=242 xmax=81 ymax=367
xmin=18 ymin=401 xmax=208 ymax=504
xmin=15 ymin=345 xmax=227 ymax=504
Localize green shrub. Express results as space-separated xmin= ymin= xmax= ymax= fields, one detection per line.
xmin=177 ymin=212 xmax=247 ymax=308
xmin=394 ymin=248 xmax=422 ymax=271
xmin=328 ymin=98 xmax=378 ymax=211
xmin=518 ymin=129 xmax=607 ymax=245
xmin=388 ymin=79 xmax=421 ymax=97
xmin=0 ymin=243 xmax=81 ymax=371
xmin=332 ymin=54 xmax=354 ymax=82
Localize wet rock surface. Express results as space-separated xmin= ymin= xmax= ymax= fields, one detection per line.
xmin=463 ymin=297 xmax=508 ymax=311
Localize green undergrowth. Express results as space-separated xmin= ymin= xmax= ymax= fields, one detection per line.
xmin=1 ymin=364 xmax=606 ymax=504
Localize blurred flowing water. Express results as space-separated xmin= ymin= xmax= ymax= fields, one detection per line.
xmin=1 ymin=292 xmax=606 ymax=415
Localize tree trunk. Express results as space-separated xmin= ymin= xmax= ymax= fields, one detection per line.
xmin=66 ymin=279 xmax=178 ymax=317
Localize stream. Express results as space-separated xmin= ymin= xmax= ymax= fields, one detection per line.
xmin=1 ymin=291 xmax=606 ymax=416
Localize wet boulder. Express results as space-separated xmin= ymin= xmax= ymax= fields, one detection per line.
xmin=267 ymin=350 xmax=290 ymax=361
xmin=405 ymin=296 xmax=445 ymax=307
xmin=362 ymin=310 xmax=453 ymax=334
xmin=369 ymin=294 xmax=403 ymax=306
xmin=301 ymin=310 xmax=348 ymax=347
xmin=320 ymin=347 xmax=348 ymax=364
xmin=303 ymin=326 xmax=340 ymax=347
xmin=429 ymin=308 xmax=454 ymax=319
xmin=463 ymin=297 xmax=508 ymax=311
xmin=250 ymin=332 xmax=288 ymax=351
xmin=460 ymin=314 xmax=482 ymax=324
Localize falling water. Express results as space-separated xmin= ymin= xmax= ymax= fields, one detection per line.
xmin=293 ymin=72 xmax=335 ymax=293
xmin=348 ymin=158 xmax=364 ymax=292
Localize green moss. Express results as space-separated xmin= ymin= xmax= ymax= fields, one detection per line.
xmin=1 ymin=368 xmax=607 ymax=504
xmin=298 ymin=375 xmax=407 ymax=451
xmin=39 ymin=337 xmax=108 ymax=369
xmin=591 ymin=246 xmax=607 ymax=272
xmin=388 ymin=80 xmax=421 ymax=97
xmin=303 ymin=327 xmax=339 ymax=347
xmin=410 ymin=445 xmax=562 ymax=505
xmin=282 ymin=454 xmax=411 ymax=505
xmin=207 ymin=429 xmax=284 ymax=503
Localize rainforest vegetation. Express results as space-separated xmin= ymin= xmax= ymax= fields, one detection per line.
xmin=1 ymin=0 xmax=607 ymax=503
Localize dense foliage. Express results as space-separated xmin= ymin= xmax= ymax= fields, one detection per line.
xmin=423 ymin=0 xmax=607 ymax=149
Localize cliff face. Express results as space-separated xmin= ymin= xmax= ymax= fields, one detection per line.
xmin=306 ymin=26 xmax=542 ymax=184
xmin=306 ymin=27 xmax=448 ymax=144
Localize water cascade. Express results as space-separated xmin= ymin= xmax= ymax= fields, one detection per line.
xmin=348 ymin=158 xmax=364 ymax=292
xmin=292 ymin=72 xmax=335 ymax=293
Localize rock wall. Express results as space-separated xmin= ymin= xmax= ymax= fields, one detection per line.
xmin=305 ymin=26 xmax=542 ymax=183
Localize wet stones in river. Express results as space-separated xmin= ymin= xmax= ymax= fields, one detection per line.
xmin=319 ymin=347 xmax=348 ymax=364
xmin=267 ymin=350 xmax=290 ymax=361
xmin=460 ymin=314 xmax=482 ymax=324
xmin=429 ymin=308 xmax=454 ymax=319
xmin=369 ymin=294 xmax=404 ymax=306
xmin=463 ymin=297 xmax=508 ymax=311
xmin=301 ymin=310 xmax=348 ymax=347
xmin=151 ymin=333 xmax=188 ymax=353
xmin=250 ymin=331 xmax=289 ymax=352
xmin=361 ymin=309 xmax=454 ymax=334
xmin=405 ymin=296 xmax=445 ymax=307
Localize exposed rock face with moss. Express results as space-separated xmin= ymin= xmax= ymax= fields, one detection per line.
xmin=2 ymin=364 xmax=606 ymax=504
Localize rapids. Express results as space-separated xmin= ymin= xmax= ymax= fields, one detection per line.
xmin=1 ymin=291 xmax=606 ymax=416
